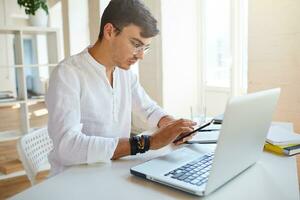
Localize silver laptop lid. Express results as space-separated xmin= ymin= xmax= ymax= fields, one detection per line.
xmin=205 ymin=88 xmax=281 ymax=195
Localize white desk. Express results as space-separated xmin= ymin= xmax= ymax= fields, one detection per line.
xmin=11 ymin=144 xmax=299 ymax=200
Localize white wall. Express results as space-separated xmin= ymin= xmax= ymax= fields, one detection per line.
xmin=205 ymin=87 xmax=230 ymax=117
xmin=0 ymin=0 xmax=18 ymax=95
xmin=161 ymin=0 xmax=200 ymax=118
xmin=139 ymin=0 xmax=163 ymax=106
xmin=0 ymin=0 xmax=5 ymax=25
xmin=2 ymin=0 xmax=28 ymax=26
xmin=49 ymin=1 xmax=64 ymax=59
xmin=100 ymin=0 xmax=110 ymax=16
xmin=248 ymin=0 xmax=300 ymax=132
xmin=68 ymin=0 xmax=90 ymax=55
xmin=88 ymin=0 xmax=101 ymax=44
xmin=61 ymin=0 xmax=90 ymax=57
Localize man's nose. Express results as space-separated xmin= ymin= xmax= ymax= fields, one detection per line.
xmin=135 ymin=50 xmax=145 ymax=60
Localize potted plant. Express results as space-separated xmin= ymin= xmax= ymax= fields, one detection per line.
xmin=17 ymin=0 xmax=49 ymax=27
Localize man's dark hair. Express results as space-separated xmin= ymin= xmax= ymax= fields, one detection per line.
xmin=98 ymin=0 xmax=159 ymax=40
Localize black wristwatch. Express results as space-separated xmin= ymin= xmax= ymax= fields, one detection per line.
xmin=129 ymin=135 xmax=151 ymax=155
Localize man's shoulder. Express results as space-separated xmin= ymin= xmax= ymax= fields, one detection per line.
xmin=56 ymin=51 xmax=87 ymax=73
xmin=58 ymin=52 xmax=83 ymax=67
xmin=50 ymin=56 xmax=83 ymax=82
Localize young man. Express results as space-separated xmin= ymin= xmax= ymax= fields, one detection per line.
xmin=46 ymin=0 xmax=195 ymax=176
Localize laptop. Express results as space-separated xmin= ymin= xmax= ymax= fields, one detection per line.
xmin=130 ymin=88 xmax=280 ymax=196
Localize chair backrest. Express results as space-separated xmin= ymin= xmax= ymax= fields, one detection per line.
xmin=17 ymin=127 xmax=53 ymax=185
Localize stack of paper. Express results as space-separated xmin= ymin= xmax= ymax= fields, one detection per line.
xmin=0 ymin=90 xmax=15 ymax=102
xmin=187 ymin=123 xmax=221 ymax=144
xmin=265 ymin=122 xmax=300 ymax=156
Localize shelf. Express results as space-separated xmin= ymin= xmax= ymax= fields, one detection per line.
xmin=0 ymin=99 xmax=45 ymax=106
xmin=0 ymin=63 xmax=57 ymax=68
xmin=0 ymin=127 xmax=46 ymax=142
xmin=0 ymin=100 xmax=25 ymax=106
xmin=0 ymin=26 xmax=59 ymax=34
xmin=0 ymin=164 xmax=50 ymax=180
xmin=27 ymin=98 xmax=45 ymax=104
xmin=0 ymin=170 xmax=26 ymax=181
xmin=0 ymin=130 xmax=23 ymax=142
xmin=0 ymin=25 xmax=60 ymax=181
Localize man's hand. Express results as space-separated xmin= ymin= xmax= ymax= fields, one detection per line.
xmin=150 ymin=119 xmax=196 ymax=150
xmin=157 ymin=115 xmax=176 ymax=128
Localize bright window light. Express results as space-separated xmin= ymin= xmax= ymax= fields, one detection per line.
xmin=204 ymin=0 xmax=231 ymax=88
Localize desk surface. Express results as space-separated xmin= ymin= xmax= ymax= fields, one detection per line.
xmin=11 ymin=144 xmax=299 ymax=200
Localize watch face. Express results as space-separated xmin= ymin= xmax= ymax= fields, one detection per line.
xmin=138 ymin=138 xmax=144 ymax=150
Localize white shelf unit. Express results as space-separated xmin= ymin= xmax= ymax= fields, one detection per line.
xmin=0 ymin=170 xmax=26 ymax=181
xmin=0 ymin=162 xmax=50 ymax=181
xmin=0 ymin=26 xmax=61 ymax=142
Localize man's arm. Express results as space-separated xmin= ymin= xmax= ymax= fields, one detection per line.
xmin=111 ymin=119 xmax=196 ymax=159
xmin=130 ymin=72 xmax=168 ymax=129
xmin=111 ymin=138 xmax=130 ymax=160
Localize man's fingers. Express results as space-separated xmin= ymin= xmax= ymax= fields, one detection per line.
xmin=178 ymin=127 xmax=194 ymax=134
xmin=174 ymin=135 xmax=191 ymax=145
xmin=185 ymin=135 xmax=194 ymax=141
xmin=173 ymin=119 xmax=197 ymax=126
xmin=174 ymin=141 xmax=182 ymax=145
xmin=174 ymin=132 xmax=196 ymax=145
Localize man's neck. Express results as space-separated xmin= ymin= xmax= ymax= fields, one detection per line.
xmin=88 ymin=40 xmax=115 ymax=75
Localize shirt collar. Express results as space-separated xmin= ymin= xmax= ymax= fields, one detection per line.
xmin=83 ymin=46 xmax=107 ymax=74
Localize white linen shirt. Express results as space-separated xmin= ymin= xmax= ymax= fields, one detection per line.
xmin=46 ymin=47 xmax=167 ymax=175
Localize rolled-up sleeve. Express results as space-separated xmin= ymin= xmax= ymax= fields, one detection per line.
xmin=46 ymin=64 xmax=118 ymax=167
xmin=130 ymin=72 xmax=168 ymax=128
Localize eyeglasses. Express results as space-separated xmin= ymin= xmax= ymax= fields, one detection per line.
xmin=111 ymin=24 xmax=150 ymax=55
xmin=129 ymin=39 xmax=150 ymax=55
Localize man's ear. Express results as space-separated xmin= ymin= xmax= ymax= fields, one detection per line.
xmin=103 ymin=23 xmax=115 ymax=40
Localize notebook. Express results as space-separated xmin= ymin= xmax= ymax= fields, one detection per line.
xmin=267 ymin=124 xmax=300 ymax=145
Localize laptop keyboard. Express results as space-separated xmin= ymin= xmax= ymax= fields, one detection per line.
xmin=164 ymin=153 xmax=214 ymax=186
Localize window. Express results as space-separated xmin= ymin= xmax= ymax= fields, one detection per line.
xmin=201 ymin=0 xmax=248 ymax=116
xmin=203 ymin=0 xmax=231 ymax=88
xmin=135 ymin=1 xmax=247 ymax=118
xmin=23 ymin=38 xmax=37 ymax=93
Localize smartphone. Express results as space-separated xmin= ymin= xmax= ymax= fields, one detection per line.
xmin=173 ymin=119 xmax=214 ymax=143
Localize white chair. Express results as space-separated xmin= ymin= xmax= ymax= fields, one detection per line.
xmin=17 ymin=127 xmax=53 ymax=185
